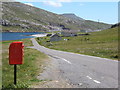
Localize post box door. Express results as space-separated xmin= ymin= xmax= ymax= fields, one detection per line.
xmin=9 ymin=42 xmax=24 ymax=65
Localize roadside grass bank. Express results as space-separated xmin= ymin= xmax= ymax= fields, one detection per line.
xmin=0 ymin=41 xmax=2 ymax=89
xmin=2 ymin=38 xmax=48 ymax=88
xmin=36 ymin=27 xmax=118 ymax=60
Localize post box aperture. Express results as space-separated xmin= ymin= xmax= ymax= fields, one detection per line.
xmin=9 ymin=42 xmax=24 ymax=65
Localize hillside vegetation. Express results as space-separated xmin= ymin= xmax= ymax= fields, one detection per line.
xmin=1 ymin=2 xmax=111 ymax=32
xmin=36 ymin=27 xmax=118 ymax=60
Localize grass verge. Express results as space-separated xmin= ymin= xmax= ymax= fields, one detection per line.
xmin=36 ymin=27 xmax=118 ymax=60
xmin=2 ymin=38 xmax=48 ymax=88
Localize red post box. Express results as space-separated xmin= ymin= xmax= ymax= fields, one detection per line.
xmin=9 ymin=42 xmax=24 ymax=65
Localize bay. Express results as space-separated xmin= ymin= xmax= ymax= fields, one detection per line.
xmin=1 ymin=32 xmax=44 ymax=41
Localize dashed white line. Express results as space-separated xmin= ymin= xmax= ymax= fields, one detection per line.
xmin=86 ymin=76 xmax=101 ymax=84
xmin=61 ymin=58 xmax=72 ymax=64
xmin=55 ymin=56 xmax=72 ymax=64
xmin=86 ymin=76 xmax=92 ymax=79
xmin=93 ymin=80 xmax=101 ymax=84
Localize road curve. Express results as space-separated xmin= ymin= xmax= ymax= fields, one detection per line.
xmin=30 ymin=38 xmax=118 ymax=88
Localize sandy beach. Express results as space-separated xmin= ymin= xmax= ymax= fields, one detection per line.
xmin=31 ymin=34 xmax=47 ymax=37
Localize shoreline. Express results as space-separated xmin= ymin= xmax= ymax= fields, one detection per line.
xmin=31 ymin=33 xmax=47 ymax=37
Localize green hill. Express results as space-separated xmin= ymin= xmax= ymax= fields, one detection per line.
xmin=1 ymin=2 xmax=111 ymax=32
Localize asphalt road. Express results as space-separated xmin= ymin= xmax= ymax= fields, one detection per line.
xmin=29 ymin=38 xmax=118 ymax=88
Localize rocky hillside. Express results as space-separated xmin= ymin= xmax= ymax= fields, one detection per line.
xmin=61 ymin=13 xmax=85 ymax=21
xmin=1 ymin=2 xmax=111 ymax=32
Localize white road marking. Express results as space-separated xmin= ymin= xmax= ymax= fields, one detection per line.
xmin=93 ymin=80 xmax=101 ymax=84
xmin=86 ymin=76 xmax=101 ymax=84
xmin=55 ymin=56 xmax=72 ymax=64
xmin=86 ymin=76 xmax=92 ymax=79
xmin=61 ymin=58 xmax=72 ymax=64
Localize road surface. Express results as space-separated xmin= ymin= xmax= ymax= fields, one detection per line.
xmin=29 ymin=38 xmax=118 ymax=88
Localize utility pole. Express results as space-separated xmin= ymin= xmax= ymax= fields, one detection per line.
xmin=98 ymin=19 xmax=99 ymax=29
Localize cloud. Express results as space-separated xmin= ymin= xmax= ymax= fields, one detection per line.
xmin=80 ymin=3 xmax=84 ymax=6
xmin=25 ymin=3 xmax=34 ymax=6
xmin=43 ymin=1 xmax=62 ymax=7
xmin=42 ymin=0 xmax=73 ymax=7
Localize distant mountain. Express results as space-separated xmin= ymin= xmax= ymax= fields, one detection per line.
xmin=61 ymin=13 xmax=84 ymax=21
xmin=61 ymin=13 xmax=113 ymax=32
xmin=1 ymin=2 xmax=111 ymax=32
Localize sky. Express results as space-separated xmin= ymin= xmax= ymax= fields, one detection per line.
xmin=15 ymin=0 xmax=118 ymax=24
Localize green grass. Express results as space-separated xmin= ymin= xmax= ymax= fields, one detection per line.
xmin=36 ymin=27 xmax=118 ymax=60
xmin=2 ymin=38 xmax=48 ymax=89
